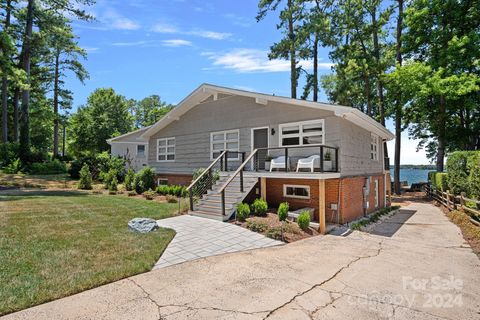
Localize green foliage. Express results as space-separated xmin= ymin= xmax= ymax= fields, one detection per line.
xmin=103 ymin=169 xmax=118 ymax=191
xmin=277 ymin=202 xmax=289 ymax=221
xmin=143 ymin=189 xmax=156 ymax=200
xmin=133 ymin=167 xmax=156 ymax=194
xmin=0 ymin=143 xmax=19 ymax=168
xmin=69 ymin=152 xmax=126 ymax=182
xmin=156 ymin=185 xmax=187 ymax=197
xmin=245 ymin=220 xmax=268 ymax=233
xmin=166 ymin=195 xmax=178 ymax=203
xmin=77 ymin=164 xmax=92 ymax=190
xmin=131 ymin=95 xmax=174 ymax=128
xmin=251 ymin=198 xmax=268 ymax=216
xmin=467 ymin=153 xmax=480 ymax=199
xmin=446 ymin=151 xmax=473 ymax=195
xmin=28 ymin=160 xmax=67 ymax=175
xmin=124 ymin=169 xmax=135 ymax=191
xmin=2 ymin=158 xmax=22 ymax=174
xmin=428 ymin=171 xmax=448 ymax=191
xmin=236 ymin=203 xmax=250 ymax=222
xmin=68 ymin=88 xmax=133 ymax=156
xmin=297 ymin=211 xmax=310 ymax=231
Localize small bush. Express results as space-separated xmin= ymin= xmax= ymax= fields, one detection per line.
xmin=156 ymin=185 xmax=187 ymax=197
xmin=429 ymin=171 xmax=448 ymax=191
xmin=134 ymin=167 xmax=156 ymax=194
xmin=266 ymin=227 xmax=282 ymax=240
xmin=245 ymin=220 xmax=268 ymax=232
xmin=28 ymin=159 xmax=66 ymax=175
xmin=2 ymin=158 xmax=22 ymax=174
xmin=236 ymin=202 xmax=250 ymax=221
xmin=108 ymin=175 xmax=118 ymax=192
xmin=0 ymin=143 xmax=19 ymax=168
xmin=297 ymin=211 xmax=310 ymax=231
xmin=143 ymin=189 xmax=156 ymax=200
xmin=277 ymin=202 xmax=289 ymax=221
xmin=251 ymin=198 xmax=268 ymax=216
xmin=467 ymin=153 xmax=480 ymax=199
xmin=103 ymin=169 xmax=118 ymax=190
xmin=124 ymin=168 xmax=135 ymax=191
xmin=166 ymin=195 xmax=178 ymax=203
xmin=77 ymin=164 xmax=92 ymax=190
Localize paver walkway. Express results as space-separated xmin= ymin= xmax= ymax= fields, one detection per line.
xmin=154 ymin=215 xmax=282 ymax=268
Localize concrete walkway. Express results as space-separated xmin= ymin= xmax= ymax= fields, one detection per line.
xmin=3 ymin=202 xmax=480 ymax=320
xmin=154 ymin=215 xmax=282 ymax=269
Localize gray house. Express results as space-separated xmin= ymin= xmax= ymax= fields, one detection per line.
xmin=109 ymin=84 xmax=394 ymax=232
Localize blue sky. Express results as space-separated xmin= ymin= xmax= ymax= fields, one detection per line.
xmin=66 ymin=0 xmax=429 ymax=164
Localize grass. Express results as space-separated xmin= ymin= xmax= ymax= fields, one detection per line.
xmin=0 ymin=172 xmax=78 ymax=189
xmin=350 ymin=206 xmax=401 ymax=230
xmin=0 ymin=190 xmax=178 ymax=315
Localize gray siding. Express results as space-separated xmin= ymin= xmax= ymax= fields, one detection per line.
xmin=146 ymin=94 xmax=384 ymax=176
xmin=111 ymin=143 xmax=148 ymax=171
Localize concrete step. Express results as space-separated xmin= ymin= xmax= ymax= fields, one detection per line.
xmin=189 ymin=210 xmax=227 ymax=221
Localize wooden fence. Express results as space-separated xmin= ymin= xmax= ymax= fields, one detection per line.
xmin=425 ymin=184 xmax=480 ymax=227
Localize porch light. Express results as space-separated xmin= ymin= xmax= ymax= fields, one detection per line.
xmin=271 ymin=128 xmax=276 ymax=136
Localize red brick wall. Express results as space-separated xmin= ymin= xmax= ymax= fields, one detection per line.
xmin=265 ymin=178 xmax=320 ymax=221
xmin=155 ymin=174 xmax=193 ymax=186
xmin=264 ymin=174 xmax=386 ymax=224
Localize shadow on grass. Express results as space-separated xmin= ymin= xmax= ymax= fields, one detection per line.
xmin=0 ymin=189 xmax=88 ymax=200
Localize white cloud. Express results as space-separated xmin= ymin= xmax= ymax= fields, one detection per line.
xmin=151 ymin=23 xmax=231 ymax=40
xmin=112 ymin=40 xmax=150 ymax=47
xmin=161 ymin=39 xmax=192 ymax=47
xmin=223 ymin=13 xmax=252 ymax=27
xmin=202 ymin=49 xmax=333 ymax=73
xmin=99 ymin=8 xmax=140 ymax=30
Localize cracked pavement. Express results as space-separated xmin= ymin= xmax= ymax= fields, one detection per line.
xmin=3 ymin=202 xmax=480 ymax=320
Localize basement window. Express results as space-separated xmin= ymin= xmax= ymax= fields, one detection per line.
xmin=157 ymin=178 xmax=168 ymax=186
xmin=283 ymin=185 xmax=310 ymax=199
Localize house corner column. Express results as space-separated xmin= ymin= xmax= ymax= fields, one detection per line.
xmin=260 ymin=177 xmax=267 ymax=201
xmin=319 ymin=179 xmax=326 ymax=234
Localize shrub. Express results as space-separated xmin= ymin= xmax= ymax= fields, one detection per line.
xmin=108 ymin=175 xmax=118 ymax=192
xmin=156 ymin=185 xmax=187 ymax=197
xmin=77 ymin=164 xmax=92 ymax=190
xmin=277 ymin=202 xmax=289 ymax=221
xmin=127 ymin=190 xmax=136 ymax=197
xmin=236 ymin=202 xmax=250 ymax=221
xmin=245 ymin=220 xmax=268 ymax=232
xmin=69 ymin=152 xmax=126 ymax=182
xmin=266 ymin=227 xmax=283 ymax=240
xmin=28 ymin=159 xmax=67 ymax=175
xmin=103 ymin=169 xmax=118 ymax=190
xmin=0 ymin=143 xmax=19 ymax=168
xmin=156 ymin=185 xmax=169 ymax=195
xmin=124 ymin=168 xmax=135 ymax=191
xmin=251 ymin=198 xmax=268 ymax=216
xmin=428 ymin=171 xmax=448 ymax=191
xmin=143 ymin=189 xmax=156 ymax=200
xmin=166 ymin=195 xmax=178 ymax=203
xmin=133 ymin=167 xmax=156 ymax=194
xmin=446 ymin=151 xmax=473 ymax=195
xmin=297 ymin=211 xmax=310 ymax=231
xmin=2 ymin=158 xmax=22 ymax=174
xmin=467 ymin=152 xmax=480 ymax=199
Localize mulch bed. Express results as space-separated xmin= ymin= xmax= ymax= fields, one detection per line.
xmin=234 ymin=212 xmax=319 ymax=243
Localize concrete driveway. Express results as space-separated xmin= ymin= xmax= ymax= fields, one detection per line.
xmin=3 ymin=202 xmax=480 ymax=320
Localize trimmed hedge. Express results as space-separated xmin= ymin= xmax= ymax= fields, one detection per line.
xmin=428 ymin=171 xmax=448 ymax=191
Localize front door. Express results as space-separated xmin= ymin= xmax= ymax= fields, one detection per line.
xmin=253 ymin=128 xmax=269 ymax=170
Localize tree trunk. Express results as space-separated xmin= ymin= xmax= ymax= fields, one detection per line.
xmin=53 ymin=50 xmax=60 ymax=157
xmin=62 ymin=122 xmax=66 ymax=157
xmin=436 ymin=95 xmax=446 ymax=172
xmin=19 ymin=0 xmax=34 ymax=161
xmin=13 ymin=88 xmax=19 ymax=142
xmin=288 ymin=0 xmax=297 ymax=99
xmin=394 ymin=0 xmax=404 ymax=195
xmin=313 ymin=34 xmax=319 ymax=102
xmin=1 ymin=0 xmax=12 ymax=143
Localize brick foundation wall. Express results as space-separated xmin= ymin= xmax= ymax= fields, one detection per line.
xmin=155 ymin=173 xmax=193 ymax=186
xmin=264 ymin=174 xmax=386 ymax=224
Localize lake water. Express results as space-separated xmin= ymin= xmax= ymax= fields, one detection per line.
xmin=390 ymin=168 xmax=431 ymax=185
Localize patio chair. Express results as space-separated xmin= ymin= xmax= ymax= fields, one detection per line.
xmin=296 ymin=155 xmax=320 ymax=172
xmin=270 ymin=156 xmax=290 ymax=172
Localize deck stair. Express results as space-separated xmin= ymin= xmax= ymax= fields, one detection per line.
xmin=189 ymin=172 xmax=258 ymax=221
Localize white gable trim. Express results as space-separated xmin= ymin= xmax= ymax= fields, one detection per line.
xmin=139 ymin=84 xmax=395 ymax=141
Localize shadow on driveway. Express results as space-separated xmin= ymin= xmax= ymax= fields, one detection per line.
xmin=369 ymin=208 xmax=417 ymax=237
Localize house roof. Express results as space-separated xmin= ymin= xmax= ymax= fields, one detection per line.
xmin=139 ymin=83 xmax=395 ymax=141
xmin=106 ymin=126 xmax=151 ymax=144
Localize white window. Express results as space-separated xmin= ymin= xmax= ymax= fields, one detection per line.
xmin=136 ymin=144 xmax=146 ymax=157
xmin=210 ymin=129 xmax=240 ymax=160
xmin=283 ymin=185 xmax=310 ymax=199
xmin=370 ymin=134 xmax=379 ymax=161
xmin=157 ymin=137 xmax=175 ymax=162
xmin=157 ymin=178 xmax=168 ymax=186
xmin=374 ymin=179 xmax=379 ymax=207
xmin=279 ymin=119 xmax=324 ymax=146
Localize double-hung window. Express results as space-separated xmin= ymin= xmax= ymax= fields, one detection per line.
xmin=370 ymin=134 xmax=379 ymax=161
xmin=137 ymin=144 xmax=146 ymax=157
xmin=279 ymin=120 xmax=324 ymax=146
xmin=157 ymin=137 xmax=175 ymax=162
xmin=210 ymin=130 xmax=240 ymax=160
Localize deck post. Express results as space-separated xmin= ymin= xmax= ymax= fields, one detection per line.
xmin=221 ymin=190 xmax=226 ymax=216
xmin=320 ymin=146 xmax=324 ymax=172
xmin=284 ymin=147 xmax=288 ymax=172
xmin=208 ymin=168 xmax=212 ymax=190
xmin=189 ymin=189 xmax=194 ymax=211
xmin=460 ymin=192 xmax=466 ymax=212
xmin=260 ymin=177 xmax=267 ymax=200
xmin=335 ymin=148 xmax=339 ymax=172
xmin=240 ymin=169 xmax=244 ymax=193
xmin=225 ymin=152 xmax=228 ymax=172
xmin=319 ymin=179 xmax=326 ymax=234
xmin=220 ymin=154 xmax=224 ymax=171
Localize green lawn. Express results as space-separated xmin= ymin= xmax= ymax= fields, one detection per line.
xmin=0 ymin=190 xmax=178 ymax=315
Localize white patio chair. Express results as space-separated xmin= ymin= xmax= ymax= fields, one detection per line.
xmin=270 ymin=156 xmax=290 ymax=172
xmin=296 ymin=155 xmax=320 ymax=172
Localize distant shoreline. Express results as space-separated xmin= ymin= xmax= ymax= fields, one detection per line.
xmin=390 ymin=165 xmax=436 ymax=170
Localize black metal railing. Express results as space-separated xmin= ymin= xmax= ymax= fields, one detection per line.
xmin=220 ymin=151 xmax=246 ymax=172
xmin=253 ymin=144 xmax=339 ymax=173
